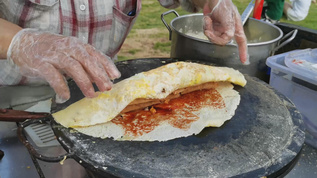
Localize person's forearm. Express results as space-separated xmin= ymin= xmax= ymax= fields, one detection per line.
xmin=191 ymin=0 xmax=207 ymax=8
xmin=158 ymin=0 xmax=180 ymax=9
xmin=0 ymin=18 xmax=22 ymax=59
xmin=192 ymin=0 xmax=223 ymax=9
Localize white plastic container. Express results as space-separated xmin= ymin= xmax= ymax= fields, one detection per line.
xmin=266 ymin=49 xmax=317 ymax=148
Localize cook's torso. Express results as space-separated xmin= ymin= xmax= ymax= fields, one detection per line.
xmin=0 ymin=0 xmax=140 ymax=109
xmin=0 ymin=0 xmax=140 ymax=58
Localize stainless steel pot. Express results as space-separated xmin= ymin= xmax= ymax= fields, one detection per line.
xmin=161 ymin=10 xmax=297 ymax=80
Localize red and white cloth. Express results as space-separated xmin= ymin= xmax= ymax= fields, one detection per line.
xmin=0 ymin=0 xmax=197 ymax=85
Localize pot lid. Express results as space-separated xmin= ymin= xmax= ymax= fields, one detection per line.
xmin=284 ymin=48 xmax=317 ymax=83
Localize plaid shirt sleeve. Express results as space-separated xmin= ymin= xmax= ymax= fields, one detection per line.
xmin=0 ymin=0 xmax=198 ymax=86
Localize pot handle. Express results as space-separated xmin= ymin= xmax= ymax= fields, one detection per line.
xmin=271 ymin=29 xmax=298 ymax=55
xmin=17 ymin=117 xmax=75 ymax=162
xmin=0 ymin=108 xmax=49 ymax=122
xmin=161 ymin=10 xmax=179 ymax=40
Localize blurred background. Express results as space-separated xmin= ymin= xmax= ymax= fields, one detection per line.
xmin=117 ymin=0 xmax=317 ymax=61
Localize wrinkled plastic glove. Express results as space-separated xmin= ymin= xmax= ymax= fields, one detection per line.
xmin=7 ymin=29 xmax=121 ymax=103
xmin=194 ymin=0 xmax=250 ymax=65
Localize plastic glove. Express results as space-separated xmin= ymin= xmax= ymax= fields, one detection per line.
xmin=192 ymin=0 xmax=249 ymax=65
xmin=7 ymin=29 xmax=121 ymax=103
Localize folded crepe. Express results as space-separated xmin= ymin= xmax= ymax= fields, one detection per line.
xmin=53 ymin=62 xmax=246 ymax=141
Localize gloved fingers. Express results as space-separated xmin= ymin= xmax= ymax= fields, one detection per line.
xmin=203 ymin=1 xmax=235 ymax=45
xmin=203 ymin=16 xmax=233 ymax=45
xmin=37 ymin=63 xmax=70 ymax=102
xmin=204 ymin=30 xmax=232 ymax=45
xmin=236 ymin=37 xmax=249 ymax=65
xmin=58 ymin=57 xmax=97 ymax=98
xmin=69 ymin=48 xmax=113 ymax=92
xmin=202 ymin=0 xmax=212 ymax=16
xmin=233 ymin=6 xmax=250 ymax=65
xmin=8 ymin=29 xmax=119 ymax=99
xmin=82 ymin=58 xmax=113 ymax=92
xmin=85 ymin=44 xmax=121 ymax=80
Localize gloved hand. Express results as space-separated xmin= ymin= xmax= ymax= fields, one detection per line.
xmin=192 ymin=0 xmax=249 ymax=65
xmin=7 ymin=29 xmax=121 ymax=103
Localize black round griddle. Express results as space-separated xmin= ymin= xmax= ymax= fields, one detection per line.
xmin=22 ymin=58 xmax=305 ymax=177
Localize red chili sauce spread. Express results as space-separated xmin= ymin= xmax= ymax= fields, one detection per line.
xmin=111 ymin=88 xmax=225 ymax=137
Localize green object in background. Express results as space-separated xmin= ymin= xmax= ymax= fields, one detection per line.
xmin=265 ymin=0 xmax=285 ymax=21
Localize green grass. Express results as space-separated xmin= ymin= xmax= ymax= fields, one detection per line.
xmin=117 ymin=55 xmax=131 ymax=61
xmin=153 ymin=41 xmax=171 ymax=53
xmin=234 ymin=0 xmax=317 ymax=30
xmin=279 ymin=3 xmax=317 ymax=30
xmin=128 ymin=49 xmax=141 ymax=55
xmin=134 ymin=0 xmax=317 ymax=31
xmin=132 ymin=1 xmax=190 ymax=30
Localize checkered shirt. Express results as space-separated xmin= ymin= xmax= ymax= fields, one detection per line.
xmin=0 ymin=0 xmax=196 ymax=85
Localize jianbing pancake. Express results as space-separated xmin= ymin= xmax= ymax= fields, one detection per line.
xmin=53 ymin=62 xmax=246 ymax=132
xmin=75 ymin=82 xmax=241 ymax=141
